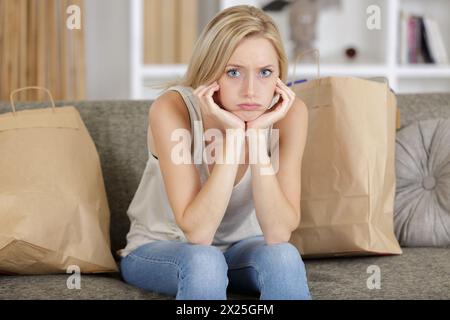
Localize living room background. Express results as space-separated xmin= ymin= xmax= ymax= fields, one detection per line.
xmin=1 ymin=0 xmax=449 ymax=101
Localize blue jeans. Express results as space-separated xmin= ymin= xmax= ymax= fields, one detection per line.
xmin=120 ymin=235 xmax=311 ymax=300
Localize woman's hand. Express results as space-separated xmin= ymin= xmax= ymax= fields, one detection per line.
xmin=246 ymin=78 xmax=296 ymax=130
xmin=193 ymin=82 xmax=245 ymax=131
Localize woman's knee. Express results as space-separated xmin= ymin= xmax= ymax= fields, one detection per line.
xmin=255 ymin=242 xmax=306 ymax=271
xmin=181 ymin=244 xmax=229 ymax=281
xmin=254 ymin=243 xmax=309 ymax=285
xmin=119 ymin=250 xmax=179 ymax=296
xmin=120 ymin=243 xmax=229 ymax=299
xmin=176 ymin=244 xmax=229 ymax=299
xmin=254 ymin=243 xmax=311 ymax=299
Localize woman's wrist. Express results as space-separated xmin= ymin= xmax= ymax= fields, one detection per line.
xmin=247 ymin=128 xmax=271 ymax=165
xmin=222 ymin=129 xmax=246 ymax=165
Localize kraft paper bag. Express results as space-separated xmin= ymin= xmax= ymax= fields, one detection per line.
xmin=0 ymin=87 xmax=118 ymax=274
xmin=290 ymin=77 xmax=402 ymax=258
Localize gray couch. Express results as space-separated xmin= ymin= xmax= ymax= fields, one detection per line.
xmin=0 ymin=93 xmax=449 ymax=300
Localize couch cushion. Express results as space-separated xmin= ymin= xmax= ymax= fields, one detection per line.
xmin=1 ymin=248 xmax=448 ymax=299
xmin=396 ymin=93 xmax=450 ymax=128
xmin=0 ymin=273 xmax=160 ymax=299
xmin=394 ymin=118 xmax=450 ymax=246
xmin=305 ymin=247 xmax=450 ymax=299
xmin=0 ymin=272 xmax=256 ymax=300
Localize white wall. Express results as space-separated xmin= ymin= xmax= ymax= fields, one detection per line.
xmin=84 ymin=0 xmax=130 ymax=100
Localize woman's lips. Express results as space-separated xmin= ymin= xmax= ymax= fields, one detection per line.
xmin=238 ymin=104 xmax=261 ymax=111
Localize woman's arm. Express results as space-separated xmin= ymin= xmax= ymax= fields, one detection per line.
xmin=249 ymin=98 xmax=308 ymax=244
xmin=182 ymin=137 xmax=244 ymax=245
xmin=150 ymin=92 xmax=244 ymax=246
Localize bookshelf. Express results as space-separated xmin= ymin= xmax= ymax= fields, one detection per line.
xmin=130 ymin=0 xmax=450 ymax=99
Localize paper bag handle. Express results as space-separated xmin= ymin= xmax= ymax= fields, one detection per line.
xmin=289 ymin=48 xmax=320 ymax=86
xmin=10 ymin=86 xmax=56 ymax=116
xmin=288 ymin=49 xmax=321 ymax=108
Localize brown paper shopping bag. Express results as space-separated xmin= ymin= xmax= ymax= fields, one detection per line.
xmin=289 ymin=59 xmax=402 ymax=257
xmin=0 ymin=87 xmax=117 ymax=274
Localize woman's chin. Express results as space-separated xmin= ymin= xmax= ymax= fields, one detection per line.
xmin=233 ymin=110 xmax=264 ymax=122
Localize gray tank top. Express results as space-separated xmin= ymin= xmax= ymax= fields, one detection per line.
xmin=118 ymin=85 xmax=273 ymax=257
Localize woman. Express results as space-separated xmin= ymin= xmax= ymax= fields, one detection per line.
xmin=119 ymin=5 xmax=310 ymax=300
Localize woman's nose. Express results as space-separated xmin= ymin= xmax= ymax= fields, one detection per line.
xmin=243 ymin=74 xmax=256 ymax=98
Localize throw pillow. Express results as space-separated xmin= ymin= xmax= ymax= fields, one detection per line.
xmin=394 ymin=118 xmax=450 ymax=246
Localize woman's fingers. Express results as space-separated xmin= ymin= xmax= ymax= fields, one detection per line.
xmin=195 ymin=85 xmax=210 ymax=100
xmin=194 ymin=82 xmax=218 ymax=115
xmin=206 ymin=82 xmax=219 ymax=98
xmin=193 ymin=84 xmax=207 ymax=96
xmin=276 ymin=78 xmax=295 ymax=96
xmin=205 ymin=83 xmax=220 ymax=111
xmin=196 ymin=82 xmax=244 ymax=130
xmin=275 ymin=79 xmax=295 ymax=115
xmin=195 ymin=82 xmax=217 ymax=102
xmin=274 ymin=86 xmax=288 ymax=111
xmin=276 ymin=78 xmax=296 ymax=102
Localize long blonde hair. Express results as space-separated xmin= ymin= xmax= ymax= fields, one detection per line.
xmin=158 ymin=5 xmax=288 ymax=90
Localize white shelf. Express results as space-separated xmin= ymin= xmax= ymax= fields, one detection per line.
xmin=396 ymin=66 xmax=450 ymax=78
xmin=260 ymin=64 xmax=391 ymax=78
xmin=130 ymin=0 xmax=450 ymax=99
xmin=142 ymin=65 xmax=187 ymax=78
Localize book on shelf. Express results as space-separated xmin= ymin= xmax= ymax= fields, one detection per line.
xmin=399 ymin=11 xmax=448 ymax=65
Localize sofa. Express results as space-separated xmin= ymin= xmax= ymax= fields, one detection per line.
xmin=0 ymin=93 xmax=449 ymax=300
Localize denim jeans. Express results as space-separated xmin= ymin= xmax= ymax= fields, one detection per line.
xmin=120 ymin=235 xmax=311 ymax=300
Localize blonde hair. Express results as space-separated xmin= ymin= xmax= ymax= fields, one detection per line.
xmin=157 ymin=5 xmax=288 ymax=90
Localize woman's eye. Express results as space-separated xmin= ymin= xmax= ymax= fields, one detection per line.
xmin=226 ymin=69 xmax=240 ymax=78
xmin=260 ymin=69 xmax=273 ymax=78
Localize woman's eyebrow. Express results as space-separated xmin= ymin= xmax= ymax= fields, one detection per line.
xmin=226 ymin=64 xmax=275 ymax=69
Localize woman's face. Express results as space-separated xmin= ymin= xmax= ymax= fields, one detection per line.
xmin=214 ymin=36 xmax=280 ymax=122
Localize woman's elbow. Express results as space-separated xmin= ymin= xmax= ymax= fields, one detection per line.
xmin=264 ymin=232 xmax=292 ymax=245
xmin=184 ymin=230 xmax=214 ymax=246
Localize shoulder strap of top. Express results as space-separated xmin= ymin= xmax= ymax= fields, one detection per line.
xmin=166 ymin=86 xmax=200 ymax=121
xmin=165 ymin=86 xmax=203 ymax=163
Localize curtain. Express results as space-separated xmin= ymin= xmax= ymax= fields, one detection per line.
xmin=0 ymin=0 xmax=85 ymax=102
xmin=144 ymin=0 xmax=198 ymax=64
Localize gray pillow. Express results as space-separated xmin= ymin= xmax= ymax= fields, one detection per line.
xmin=395 ymin=118 xmax=450 ymax=247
